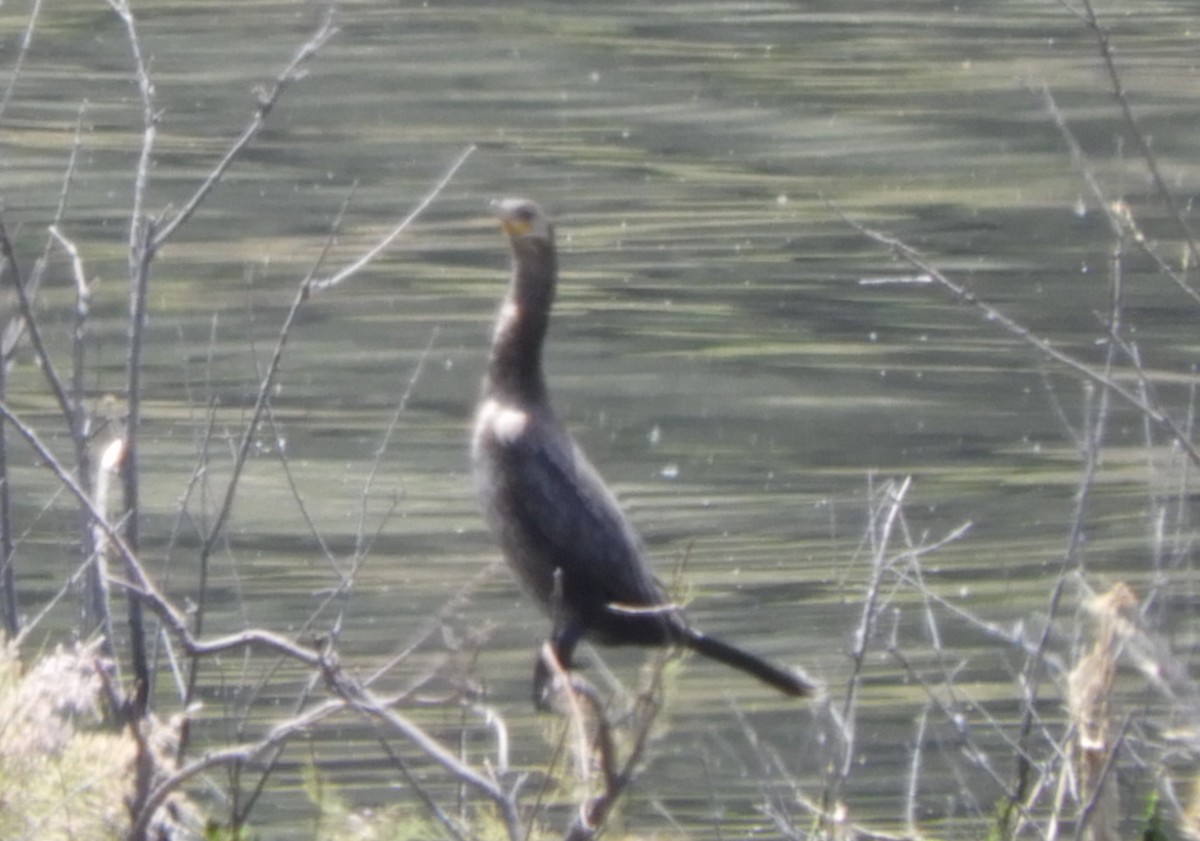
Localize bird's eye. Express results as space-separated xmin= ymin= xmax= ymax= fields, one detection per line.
xmin=515 ymin=206 xmax=535 ymax=223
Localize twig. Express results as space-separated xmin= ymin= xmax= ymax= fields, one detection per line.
xmin=129 ymin=695 xmax=346 ymax=840
xmin=170 ymin=149 xmax=472 ymax=737
xmin=906 ymin=706 xmax=928 ymax=837
xmin=46 ymin=226 xmax=89 ymax=309
xmin=0 ymin=399 xmax=323 ymax=667
xmin=105 ymin=6 xmax=346 ymax=723
xmin=1069 ymin=0 xmax=1200 ymax=270
xmin=834 ymin=207 xmax=1200 ymax=468
xmin=0 ymin=219 xmax=16 ymax=638
xmin=175 ymin=194 xmax=344 ymax=737
xmin=177 ymin=200 xmax=355 ymax=754
xmin=886 ymin=635 xmax=1027 ymax=792
xmin=835 ymin=477 xmax=910 ymax=794
xmin=562 ymin=648 xmax=667 ymax=841
xmin=106 ymin=0 xmax=158 ymax=720
xmin=197 ymin=145 xmax=469 ymax=585
xmin=122 ymin=214 xmax=154 ymax=717
xmin=231 ymin=664 xmax=327 ymax=829
xmin=48 ymin=221 xmax=108 ymax=634
xmin=1037 ymin=83 xmax=1200 ymax=309
xmin=45 ymin=113 xmax=101 ymax=641
xmin=887 ymin=562 xmax=1069 ymax=669
xmin=355 ymin=327 xmax=440 ymax=561
xmin=150 ymin=11 xmax=340 ymax=251
xmin=2 ymin=105 xmax=86 ymax=366
xmin=374 ymin=734 xmax=474 ymax=841
xmin=193 ymin=253 xmax=332 ymax=621
xmin=0 ymin=0 xmax=45 ymax=122
xmin=310 ymin=143 xmax=477 ymax=293
xmin=105 ymin=0 xmax=156 ymax=263
xmin=13 ymin=541 xmax=105 ymax=647
xmin=177 ymin=188 xmax=351 ymax=763
xmin=365 ymin=560 xmax=501 ymax=685
xmin=0 ymin=213 xmax=72 ymax=421
xmin=324 ymin=659 xmax=523 ymax=841
xmin=264 ymin=399 xmax=341 ymax=574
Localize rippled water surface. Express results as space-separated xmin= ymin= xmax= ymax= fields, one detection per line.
xmin=3 ymin=0 xmax=1199 ymax=837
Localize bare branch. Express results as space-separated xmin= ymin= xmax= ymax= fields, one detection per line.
xmin=834 ymin=206 xmax=1200 ymax=468
xmin=1037 ymin=82 xmax=1200 ymax=309
xmin=355 ymin=327 xmax=440 ymax=559
xmin=122 ymin=214 xmax=154 ymax=715
xmin=1073 ymin=0 xmax=1200 ymax=269
xmin=0 ymin=213 xmax=72 ymax=418
xmin=0 ymin=0 xmax=45 ymax=122
xmin=130 ymin=696 xmax=346 ymax=840
xmin=47 ymin=227 xmax=86 ymax=300
xmin=3 ymin=105 xmax=87 ymax=366
xmin=326 ymin=661 xmax=522 ymax=841
xmin=150 ymin=10 xmax=341 ymax=250
xmin=106 ymin=0 xmax=160 ymax=718
xmin=311 ymin=143 xmax=477 ymax=293
xmin=0 ymin=399 xmax=323 ymax=670
xmin=0 ymin=219 xmax=17 ymax=637
xmin=105 ymin=0 xmax=157 ymax=266
xmin=197 ymin=145 xmax=473 ymax=588
xmin=843 ymin=478 xmax=910 ymax=762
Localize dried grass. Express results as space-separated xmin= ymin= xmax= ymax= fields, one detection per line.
xmin=0 ymin=639 xmax=199 ymax=841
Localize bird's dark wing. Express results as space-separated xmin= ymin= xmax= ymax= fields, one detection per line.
xmin=497 ymin=415 xmax=666 ymax=610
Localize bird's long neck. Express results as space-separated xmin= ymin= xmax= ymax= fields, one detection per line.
xmin=485 ymin=241 xmax=557 ymax=406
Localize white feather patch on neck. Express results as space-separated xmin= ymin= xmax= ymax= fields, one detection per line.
xmin=477 ymin=397 xmax=530 ymax=444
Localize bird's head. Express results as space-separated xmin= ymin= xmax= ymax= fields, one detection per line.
xmin=493 ymin=198 xmax=554 ymax=246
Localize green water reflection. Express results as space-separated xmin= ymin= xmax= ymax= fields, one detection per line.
xmin=2 ymin=0 xmax=1197 ymax=836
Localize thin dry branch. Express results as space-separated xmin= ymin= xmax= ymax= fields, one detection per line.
xmin=100 ymin=6 xmax=347 ymax=719
xmin=122 ymin=214 xmax=154 ymax=714
xmin=311 ymin=143 xmax=477 ymax=293
xmin=1037 ymin=83 xmax=1200 ymax=309
xmin=106 ymin=0 xmax=160 ymax=716
xmin=129 ymin=695 xmax=346 ymax=840
xmin=1011 ymin=342 xmax=1122 ymax=835
xmin=198 ymin=146 xmax=471 ymax=578
xmin=354 ymin=326 xmax=440 ymax=560
xmin=1068 ymin=0 xmax=1200 ymax=270
xmin=150 ymin=11 xmax=340 ymax=251
xmin=325 ymin=659 xmax=522 ymax=841
xmin=2 ymin=105 xmax=86 ymax=367
xmin=0 ymin=399 xmax=322 ymax=668
xmin=886 ymin=641 xmax=1025 ymax=798
xmin=0 ymin=213 xmax=72 ymax=419
xmin=0 ymin=221 xmax=16 ymax=637
xmin=837 ymin=477 xmax=911 ymax=780
xmin=834 ymin=207 xmax=1200 ymax=468
xmin=0 ymin=0 xmax=45 ymax=122
xmin=173 ymin=186 xmax=354 ymax=756
xmin=105 ymin=0 xmax=156 ymax=263
xmin=560 ymin=648 xmax=668 ymax=841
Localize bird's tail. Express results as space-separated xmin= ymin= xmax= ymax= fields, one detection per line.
xmin=681 ymin=628 xmax=816 ymax=698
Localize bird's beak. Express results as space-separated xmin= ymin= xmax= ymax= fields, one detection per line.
xmin=491 ymin=199 xmax=534 ymax=238
xmin=498 ymin=217 xmax=532 ymax=238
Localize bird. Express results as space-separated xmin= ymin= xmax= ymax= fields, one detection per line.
xmin=472 ymin=198 xmax=815 ymax=707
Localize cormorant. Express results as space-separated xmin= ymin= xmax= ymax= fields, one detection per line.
xmin=472 ymin=198 xmax=814 ymax=705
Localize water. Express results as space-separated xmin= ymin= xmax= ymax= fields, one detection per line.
xmin=2 ymin=0 xmax=1198 ymax=837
